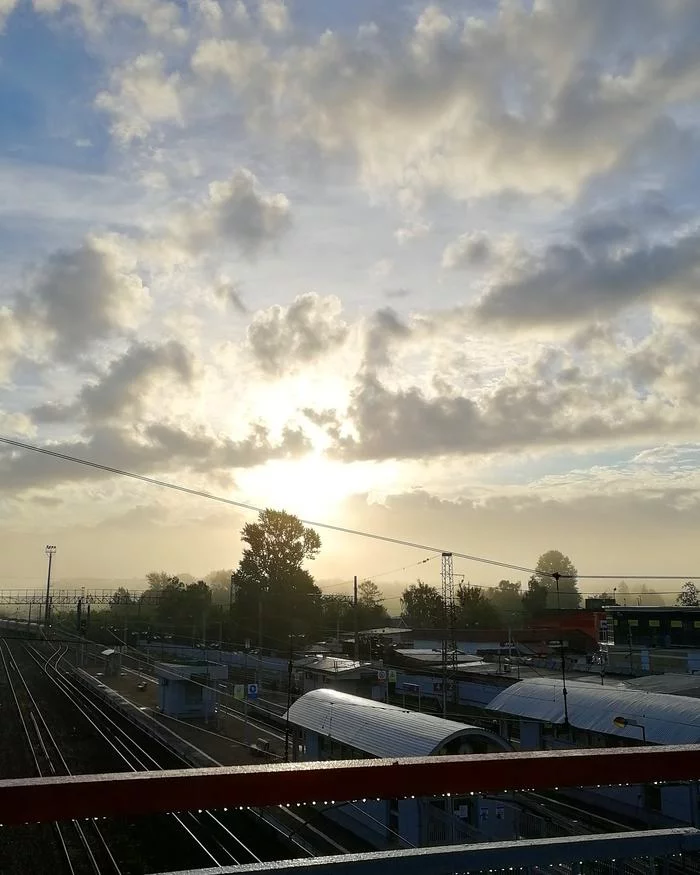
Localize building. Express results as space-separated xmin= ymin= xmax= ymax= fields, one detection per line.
xmin=602 ymin=606 xmax=700 ymax=674
xmin=285 ymin=688 xmax=512 ymax=849
xmin=155 ymin=660 xmax=228 ymax=720
xmin=292 ymin=656 xmax=375 ymax=695
xmin=487 ymin=678 xmax=700 ymax=826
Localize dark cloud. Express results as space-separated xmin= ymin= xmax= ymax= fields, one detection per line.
xmin=325 ymin=367 xmax=694 ymax=462
xmin=177 ymin=169 xmax=292 ymax=258
xmin=474 ymin=229 xmax=700 ymax=328
xmin=0 ymin=422 xmax=311 ymax=494
xmin=14 ymin=237 xmax=148 ymax=364
xmin=384 ymin=288 xmax=412 ymax=300
xmin=214 ymin=281 xmax=248 ymax=314
xmin=442 ymin=232 xmax=492 ymax=270
xmin=363 ymin=307 xmax=411 ymax=371
xmin=247 ymin=293 xmax=347 ymax=375
xmin=30 ymin=341 xmax=195 ymax=426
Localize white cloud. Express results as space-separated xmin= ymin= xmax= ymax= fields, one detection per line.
xmin=0 ymin=0 xmax=18 ymax=29
xmin=189 ymin=2 xmax=700 ymax=204
xmin=258 ymin=0 xmax=287 ymax=33
xmin=96 ymin=53 xmax=183 ymax=144
xmin=395 ymin=221 xmax=431 ymax=246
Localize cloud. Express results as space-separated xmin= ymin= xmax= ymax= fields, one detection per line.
xmin=170 ymin=168 xmax=291 ymax=258
xmin=214 ymin=280 xmax=248 ymax=313
xmin=474 ymin=227 xmax=700 ymax=328
xmin=247 ymin=293 xmax=347 ymax=375
xmin=325 ymin=339 xmax=700 ymax=462
xmin=13 ymin=236 xmax=149 ymax=366
xmin=0 ymin=421 xmax=311 ymax=494
xmin=32 ymin=0 xmax=186 ymax=40
xmin=363 ymin=307 xmax=411 ymax=371
xmin=92 ymin=341 xmax=195 ymax=422
xmin=258 ymin=0 xmax=287 ymax=33
xmin=96 ymin=53 xmax=183 ymax=144
xmin=442 ymin=232 xmax=493 ymax=270
xmin=194 ymin=2 xmax=700 ymax=203
xmin=395 ymin=222 xmax=431 ymax=246
xmin=0 ymin=0 xmax=18 ymax=29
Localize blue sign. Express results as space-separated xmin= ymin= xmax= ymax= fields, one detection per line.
xmin=247 ymin=683 xmax=258 ymax=700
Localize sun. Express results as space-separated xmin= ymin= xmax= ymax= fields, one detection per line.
xmin=238 ymin=455 xmax=370 ymax=519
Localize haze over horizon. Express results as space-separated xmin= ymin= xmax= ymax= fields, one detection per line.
xmin=2 ymin=1 xmax=700 ymax=598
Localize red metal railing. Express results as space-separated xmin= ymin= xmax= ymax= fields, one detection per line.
xmin=1 ymin=746 xmax=700 ymax=825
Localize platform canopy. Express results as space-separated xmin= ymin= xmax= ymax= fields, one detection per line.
xmin=487 ymin=678 xmax=700 ymax=744
xmin=285 ymin=688 xmax=510 ymax=757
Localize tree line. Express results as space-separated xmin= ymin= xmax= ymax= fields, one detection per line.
xmin=53 ymin=511 xmax=672 ymax=652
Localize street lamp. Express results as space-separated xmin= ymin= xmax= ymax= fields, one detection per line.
xmin=44 ymin=545 xmax=56 ymax=633
xmin=613 ymin=715 xmax=647 ymax=744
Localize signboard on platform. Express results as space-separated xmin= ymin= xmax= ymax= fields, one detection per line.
xmin=377 ymin=670 xmax=387 ymax=681
xmin=247 ymin=683 xmax=258 ymax=699
xmin=234 ymin=685 xmax=245 ymax=700
xmin=388 ymin=669 xmax=397 ymax=683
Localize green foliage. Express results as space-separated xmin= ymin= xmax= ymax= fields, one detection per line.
xmin=522 ymin=576 xmax=548 ymax=619
xmin=357 ymin=579 xmax=390 ymax=629
xmin=677 ymin=581 xmax=700 ymax=607
xmin=455 ymin=584 xmax=500 ymax=628
xmin=487 ymin=579 xmax=524 ymax=622
xmin=535 ymin=550 xmax=582 ymax=610
xmin=400 ymin=580 xmax=444 ymax=628
xmin=231 ymin=509 xmax=322 ymax=648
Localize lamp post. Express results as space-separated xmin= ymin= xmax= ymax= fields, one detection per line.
xmin=613 ymin=715 xmax=646 ymax=744
xmin=44 ymin=545 xmax=56 ymax=634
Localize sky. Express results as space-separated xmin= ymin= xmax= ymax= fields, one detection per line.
xmin=2 ymin=0 xmax=700 ymax=605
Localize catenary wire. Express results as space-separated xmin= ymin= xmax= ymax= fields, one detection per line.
xmin=0 ymin=436 xmax=541 ymax=577
xmin=2 ymin=436 xmax=699 ymax=583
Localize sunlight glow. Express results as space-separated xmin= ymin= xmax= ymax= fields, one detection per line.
xmin=237 ymin=455 xmax=396 ymax=519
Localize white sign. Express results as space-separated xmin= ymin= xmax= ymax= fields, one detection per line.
xmin=377 ymin=670 xmax=387 ymax=681
xmin=247 ymin=683 xmax=258 ymax=699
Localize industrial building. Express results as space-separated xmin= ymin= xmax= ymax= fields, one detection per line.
xmin=285 ymin=688 xmax=513 ymax=848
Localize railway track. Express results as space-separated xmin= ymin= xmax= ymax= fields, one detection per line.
xmin=3 ymin=639 xmax=308 ymax=873
xmin=35 ymin=642 xmax=302 ymax=867
xmin=0 ymin=639 xmax=122 ymax=875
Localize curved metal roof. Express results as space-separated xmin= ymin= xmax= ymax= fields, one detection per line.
xmin=286 ymin=688 xmax=510 ymax=757
xmin=487 ymin=678 xmax=700 ymax=744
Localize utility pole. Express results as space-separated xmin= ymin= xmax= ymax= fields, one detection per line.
xmin=353 ymin=576 xmax=359 ymax=662
xmin=257 ymin=594 xmax=263 ymax=687
xmin=554 ymin=573 xmax=570 ymax=728
xmin=44 ymin=545 xmax=56 ymax=634
xmin=285 ymin=632 xmax=294 ymax=762
xmin=441 ymin=552 xmax=455 ymax=719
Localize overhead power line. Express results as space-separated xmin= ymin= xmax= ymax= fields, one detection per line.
xmin=2 ymin=435 xmax=699 ymax=583
xmin=0 ymin=436 xmax=541 ymax=577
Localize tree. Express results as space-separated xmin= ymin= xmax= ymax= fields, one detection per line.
xmin=231 ymin=509 xmax=322 ymax=650
xmin=400 ymin=581 xmax=444 ymax=628
xmin=522 ymin=576 xmax=548 ymax=619
xmin=677 ymin=581 xmax=700 ymax=607
xmin=534 ymin=550 xmax=581 ymax=610
xmin=145 ymin=571 xmax=170 ymax=592
xmin=357 ymin=579 xmax=390 ymax=629
xmin=455 ymin=584 xmax=500 ymax=628
xmin=488 ymin=580 xmax=524 ymax=622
